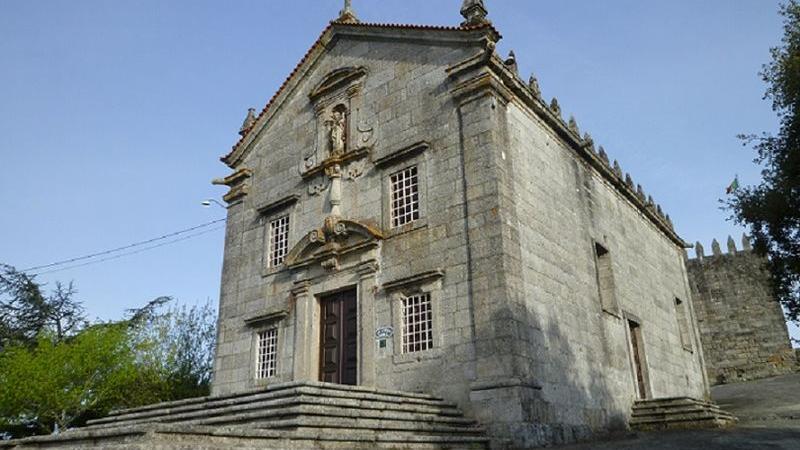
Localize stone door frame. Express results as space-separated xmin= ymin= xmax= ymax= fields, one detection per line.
xmin=290 ymin=260 xmax=379 ymax=387
xmin=624 ymin=312 xmax=652 ymax=400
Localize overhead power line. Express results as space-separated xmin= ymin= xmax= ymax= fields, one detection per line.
xmin=30 ymin=225 xmax=226 ymax=276
xmin=22 ymin=218 xmax=226 ymax=273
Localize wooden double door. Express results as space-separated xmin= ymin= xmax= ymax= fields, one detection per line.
xmin=320 ymin=289 xmax=358 ymax=385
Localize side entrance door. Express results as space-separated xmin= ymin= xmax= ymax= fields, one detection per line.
xmin=627 ymin=319 xmax=649 ymax=399
xmin=320 ymin=289 xmax=358 ymax=385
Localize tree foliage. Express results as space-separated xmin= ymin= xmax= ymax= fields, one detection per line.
xmin=0 ymin=265 xmax=217 ymax=438
xmin=728 ymin=0 xmax=800 ymax=320
xmin=0 ymin=265 xmax=86 ymax=349
xmin=0 ymin=324 xmax=163 ymax=437
xmin=130 ymin=299 xmax=217 ymax=400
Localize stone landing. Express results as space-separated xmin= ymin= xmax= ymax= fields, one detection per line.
xmin=0 ymin=382 xmax=489 ymax=449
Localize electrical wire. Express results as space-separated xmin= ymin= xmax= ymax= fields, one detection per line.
xmin=29 ymin=225 xmax=226 ymax=276
xmin=21 ymin=218 xmax=226 ymax=273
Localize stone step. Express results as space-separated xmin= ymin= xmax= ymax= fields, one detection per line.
xmin=87 ymin=384 xmax=457 ymax=427
xmin=104 ymin=380 xmax=444 ymax=418
xmin=24 ymin=383 xmax=491 ymax=449
xmin=633 ymin=404 xmax=737 ymax=421
xmin=86 ymin=403 xmax=474 ymax=433
xmin=0 ymin=424 xmax=491 ymax=450
xmin=85 ymin=393 xmax=465 ymax=430
xmin=633 ymin=404 xmax=736 ymax=418
xmin=630 ymin=397 xmax=737 ymax=432
xmin=190 ymin=403 xmax=478 ymax=428
xmin=254 ymin=415 xmax=484 ymax=434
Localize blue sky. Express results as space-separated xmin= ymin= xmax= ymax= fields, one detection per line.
xmin=1 ymin=1 xmax=796 ymax=342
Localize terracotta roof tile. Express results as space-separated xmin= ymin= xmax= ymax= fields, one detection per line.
xmin=221 ymin=21 xmax=497 ymax=165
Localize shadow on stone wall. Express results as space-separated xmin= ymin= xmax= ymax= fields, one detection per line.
xmin=470 ymin=304 xmax=626 ymax=449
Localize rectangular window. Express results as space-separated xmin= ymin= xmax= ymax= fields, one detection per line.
xmin=390 ymin=166 xmax=420 ymax=228
xmin=268 ymin=215 xmax=290 ymax=268
xmin=594 ymin=242 xmax=619 ymax=314
xmin=674 ymin=298 xmax=693 ymax=351
xmin=256 ymin=328 xmax=278 ymax=379
xmin=402 ymin=293 xmax=433 ymax=353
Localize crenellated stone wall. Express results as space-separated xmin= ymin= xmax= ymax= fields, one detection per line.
xmin=687 ymin=236 xmax=798 ymax=385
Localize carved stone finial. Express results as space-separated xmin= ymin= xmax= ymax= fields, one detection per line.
xmin=568 ymin=116 xmax=580 ymax=135
xmin=625 ymin=173 xmax=634 ymax=188
xmin=647 ymin=195 xmax=655 ymax=206
xmin=666 ymin=215 xmax=674 ymax=229
xmin=528 ymin=75 xmax=541 ymax=99
xmin=598 ymin=146 xmax=609 ymax=164
xmin=656 ymin=204 xmax=664 ymax=217
xmin=583 ymin=133 xmax=596 ymax=153
xmin=727 ymin=235 xmax=737 ymax=254
xmin=711 ymin=239 xmax=722 ymax=256
xmin=613 ymin=160 xmax=622 ymax=177
xmin=239 ymin=108 xmax=256 ymax=136
xmin=695 ymin=241 xmax=705 ymax=259
xmin=636 ymin=184 xmax=645 ymax=201
xmin=504 ymin=51 xmax=519 ymax=75
xmin=742 ymin=233 xmax=753 ymax=251
xmin=461 ymin=0 xmax=490 ymax=26
xmin=336 ymin=0 xmax=359 ymax=24
xmin=550 ymin=97 xmax=562 ymax=118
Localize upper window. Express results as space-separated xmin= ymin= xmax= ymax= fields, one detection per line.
xmin=674 ymin=298 xmax=693 ymax=351
xmin=401 ymin=293 xmax=433 ymax=354
xmin=594 ymin=242 xmax=620 ymax=315
xmin=268 ymin=215 xmax=290 ymax=268
xmin=256 ymin=328 xmax=278 ymax=379
xmin=390 ymin=166 xmax=420 ymax=228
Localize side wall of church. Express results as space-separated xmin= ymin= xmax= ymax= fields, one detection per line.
xmin=687 ymin=244 xmax=797 ymax=384
xmin=481 ymin=98 xmax=709 ymax=438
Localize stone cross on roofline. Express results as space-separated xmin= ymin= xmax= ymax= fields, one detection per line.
xmin=461 ymin=0 xmax=490 ymax=26
xmin=337 ymin=0 xmax=359 ymax=24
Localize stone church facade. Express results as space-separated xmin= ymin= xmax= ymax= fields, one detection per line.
xmin=211 ymin=1 xmax=710 ymax=445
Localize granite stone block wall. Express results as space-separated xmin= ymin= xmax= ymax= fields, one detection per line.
xmin=687 ymin=237 xmax=797 ymax=384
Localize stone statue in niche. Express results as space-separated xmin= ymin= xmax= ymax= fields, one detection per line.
xmin=326 ymin=107 xmax=347 ymax=158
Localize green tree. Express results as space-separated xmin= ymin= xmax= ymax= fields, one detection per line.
xmin=0 ymin=265 xmax=86 ymax=348
xmin=130 ymin=298 xmax=217 ymax=400
xmin=728 ymin=0 xmax=800 ymax=320
xmin=0 ymin=324 xmax=164 ymax=437
xmin=0 ymin=264 xmax=217 ymax=438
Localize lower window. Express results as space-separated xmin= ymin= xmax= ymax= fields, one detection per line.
xmin=402 ymin=293 xmax=433 ymax=353
xmin=256 ymin=328 xmax=278 ymax=379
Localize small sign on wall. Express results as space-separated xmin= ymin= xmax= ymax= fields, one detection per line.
xmin=375 ymin=326 xmax=394 ymax=340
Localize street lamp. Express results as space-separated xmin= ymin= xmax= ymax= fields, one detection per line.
xmin=201 ymin=199 xmax=226 ymax=209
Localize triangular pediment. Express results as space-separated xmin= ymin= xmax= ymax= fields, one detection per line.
xmin=221 ymin=22 xmax=498 ymax=168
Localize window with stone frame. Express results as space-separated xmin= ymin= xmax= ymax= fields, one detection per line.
xmin=390 ymin=166 xmax=420 ymax=228
xmin=594 ymin=242 xmax=620 ymax=315
xmin=267 ymin=215 xmax=290 ymax=268
xmin=674 ymin=298 xmax=693 ymax=351
xmin=255 ymin=328 xmax=278 ymax=379
xmin=401 ymin=293 xmax=434 ymax=353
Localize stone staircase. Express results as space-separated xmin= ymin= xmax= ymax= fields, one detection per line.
xmin=630 ymin=397 xmax=738 ymax=431
xmin=1 ymin=381 xmax=489 ymax=449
